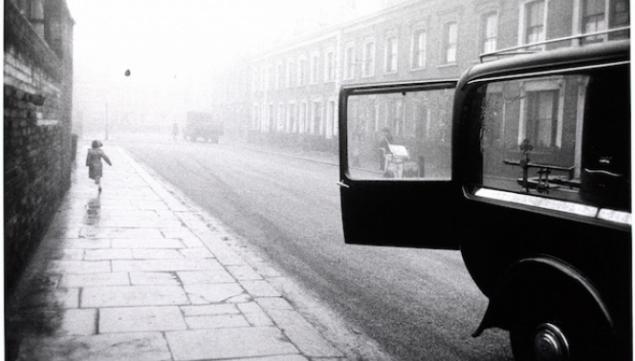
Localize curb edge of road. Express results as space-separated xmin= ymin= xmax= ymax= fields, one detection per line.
xmin=119 ymin=146 xmax=395 ymax=361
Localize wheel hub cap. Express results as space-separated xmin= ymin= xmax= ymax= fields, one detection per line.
xmin=533 ymin=323 xmax=569 ymax=361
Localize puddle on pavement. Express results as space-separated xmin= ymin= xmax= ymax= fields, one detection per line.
xmin=84 ymin=197 xmax=101 ymax=225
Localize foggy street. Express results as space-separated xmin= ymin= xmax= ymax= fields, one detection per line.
xmin=5 ymin=0 xmax=631 ymax=359
xmin=122 ymin=138 xmax=513 ymax=361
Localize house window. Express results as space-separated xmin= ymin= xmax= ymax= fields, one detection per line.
xmin=524 ymin=0 xmax=546 ymax=45
xmin=287 ymin=60 xmax=296 ymax=87
xmin=363 ymin=39 xmax=376 ymax=77
xmin=344 ymin=44 xmax=355 ymax=79
xmin=390 ymin=99 xmax=404 ymax=136
xmin=412 ymin=29 xmax=426 ymax=69
xmin=610 ymin=0 xmax=629 ymax=26
xmin=524 ymin=90 xmax=559 ymax=148
xmin=268 ymin=65 xmax=275 ymax=90
xmin=312 ymin=101 xmax=322 ymax=135
xmin=299 ymin=57 xmax=307 ymax=85
xmin=300 ymin=102 xmax=308 ymax=133
xmin=325 ymin=50 xmax=335 ymax=82
xmin=288 ymin=103 xmax=297 ymax=133
xmin=481 ymin=12 xmax=498 ymax=53
xmin=310 ymin=52 xmax=320 ymax=84
xmin=252 ymin=104 xmax=260 ymax=130
xmin=278 ymin=104 xmax=286 ymax=132
xmin=385 ymin=36 xmax=398 ymax=73
xmin=581 ymin=0 xmax=606 ymax=43
xmin=326 ymin=100 xmax=336 ymax=138
xmin=260 ymin=67 xmax=266 ymax=91
xmin=268 ymin=104 xmax=275 ymax=132
xmin=609 ymin=0 xmax=629 ymax=39
xmin=277 ymin=63 xmax=285 ymax=89
xmin=444 ymin=22 xmax=458 ymax=63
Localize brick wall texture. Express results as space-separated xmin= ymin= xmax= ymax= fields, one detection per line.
xmin=4 ymin=0 xmax=73 ymax=292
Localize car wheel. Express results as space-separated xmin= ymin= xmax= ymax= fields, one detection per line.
xmin=509 ymin=283 xmax=613 ymax=361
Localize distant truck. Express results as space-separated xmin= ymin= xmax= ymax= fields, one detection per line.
xmin=183 ymin=111 xmax=223 ymax=143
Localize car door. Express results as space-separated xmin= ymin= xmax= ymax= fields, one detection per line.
xmin=338 ymin=80 xmax=462 ymax=249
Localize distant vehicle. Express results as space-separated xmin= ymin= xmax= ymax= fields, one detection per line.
xmin=338 ymin=36 xmax=630 ymax=361
xmin=183 ymin=111 xmax=223 ymax=143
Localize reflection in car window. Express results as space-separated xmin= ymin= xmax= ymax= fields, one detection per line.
xmin=477 ymin=72 xmax=631 ymax=217
xmin=480 ymin=75 xmax=588 ymax=202
xmin=347 ymin=88 xmax=454 ymax=180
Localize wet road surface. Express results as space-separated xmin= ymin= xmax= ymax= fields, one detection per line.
xmin=122 ymin=138 xmax=514 ymax=361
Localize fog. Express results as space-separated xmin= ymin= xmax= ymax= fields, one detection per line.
xmin=68 ymin=0 xmax=387 ymax=138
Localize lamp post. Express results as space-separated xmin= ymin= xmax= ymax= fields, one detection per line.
xmin=104 ymin=102 xmax=109 ymax=140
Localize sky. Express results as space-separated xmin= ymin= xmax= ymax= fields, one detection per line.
xmin=67 ymin=0 xmax=386 ymax=131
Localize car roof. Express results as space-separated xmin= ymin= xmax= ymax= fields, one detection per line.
xmin=462 ymin=40 xmax=630 ymax=84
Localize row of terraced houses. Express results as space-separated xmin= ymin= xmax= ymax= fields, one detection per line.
xmin=227 ymin=0 xmax=629 ymax=153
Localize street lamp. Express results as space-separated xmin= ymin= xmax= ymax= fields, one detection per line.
xmin=104 ymin=102 xmax=109 ymax=140
xmin=105 ymin=69 xmax=131 ymax=141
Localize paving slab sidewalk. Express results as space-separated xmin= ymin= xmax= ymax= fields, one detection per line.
xmin=7 ymin=145 xmax=347 ymax=361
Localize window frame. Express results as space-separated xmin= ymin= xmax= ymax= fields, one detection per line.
xmin=299 ymin=101 xmax=308 ymax=133
xmin=326 ymin=98 xmax=337 ymax=139
xmin=287 ymin=101 xmax=297 ymax=133
xmin=278 ymin=103 xmax=286 ymax=132
xmin=324 ymin=48 xmax=336 ymax=82
xmin=268 ymin=103 xmax=275 ymax=132
xmin=362 ymin=37 xmax=376 ymax=78
xmin=518 ymin=0 xmax=549 ymax=50
xmin=276 ymin=62 xmax=285 ymax=90
xmin=260 ymin=66 xmax=267 ymax=91
xmin=384 ymin=33 xmax=399 ymax=73
xmin=411 ymin=27 xmax=427 ymax=70
xmin=517 ymin=78 xmax=565 ymax=150
xmin=344 ymin=42 xmax=356 ymax=80
xmin=273 ymin=63 xmax=278 ymax=90
xmin=443 ymin=22 xmax=458 ymax=64
xmin=252 ymin=103 xmax=260 ymax=130
xmin=287 ymin=58 xmax=296 ymax=88
xmin=577 ymin=0 xmax=610 ymax=44
xmin=480 ymin=11 xmax=499 ymax=54
xmin=310 ymin=51 xmax=320 ymax=84
xmin=311 ymin=99 xmax=324 ymax=135
xmin=298 ymin=55 xmax=308 ymax=86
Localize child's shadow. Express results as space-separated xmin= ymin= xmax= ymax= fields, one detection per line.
xmin=84 ymin=196 xmax=101 ymax=226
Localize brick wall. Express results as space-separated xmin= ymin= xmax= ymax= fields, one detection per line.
xmin=4 ymin=0 xmax=73 ymax=292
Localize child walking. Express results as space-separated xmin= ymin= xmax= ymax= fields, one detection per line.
xmin=86 ymin=140 xmax=112 ymax=193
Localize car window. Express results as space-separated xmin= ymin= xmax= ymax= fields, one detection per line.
xmin=473 ymin=68 xmax=630 ymax=222
xmin=346 ymin=88 xmax=454 ymax=180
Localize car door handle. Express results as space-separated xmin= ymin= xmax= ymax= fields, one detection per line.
xmin=583 ymin=168 xmax=623 ymax=178
xmin=337 ymin=180 xmax=350 ymax=188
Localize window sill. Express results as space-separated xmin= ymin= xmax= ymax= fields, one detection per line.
xmin=437 ymin=63 xmax=458 ymax=69
xmin=410 ymin=66 xmax=426 ymax=71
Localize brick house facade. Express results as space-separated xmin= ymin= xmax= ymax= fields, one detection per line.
xmin=4 ymin=0 xmax=74 ymax=292
xmin=246 ymin=0 xmax=629 ymax=156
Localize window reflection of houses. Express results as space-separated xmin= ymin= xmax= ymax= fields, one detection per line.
xmin=482 ymin=75 xmax=590 ymax=196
